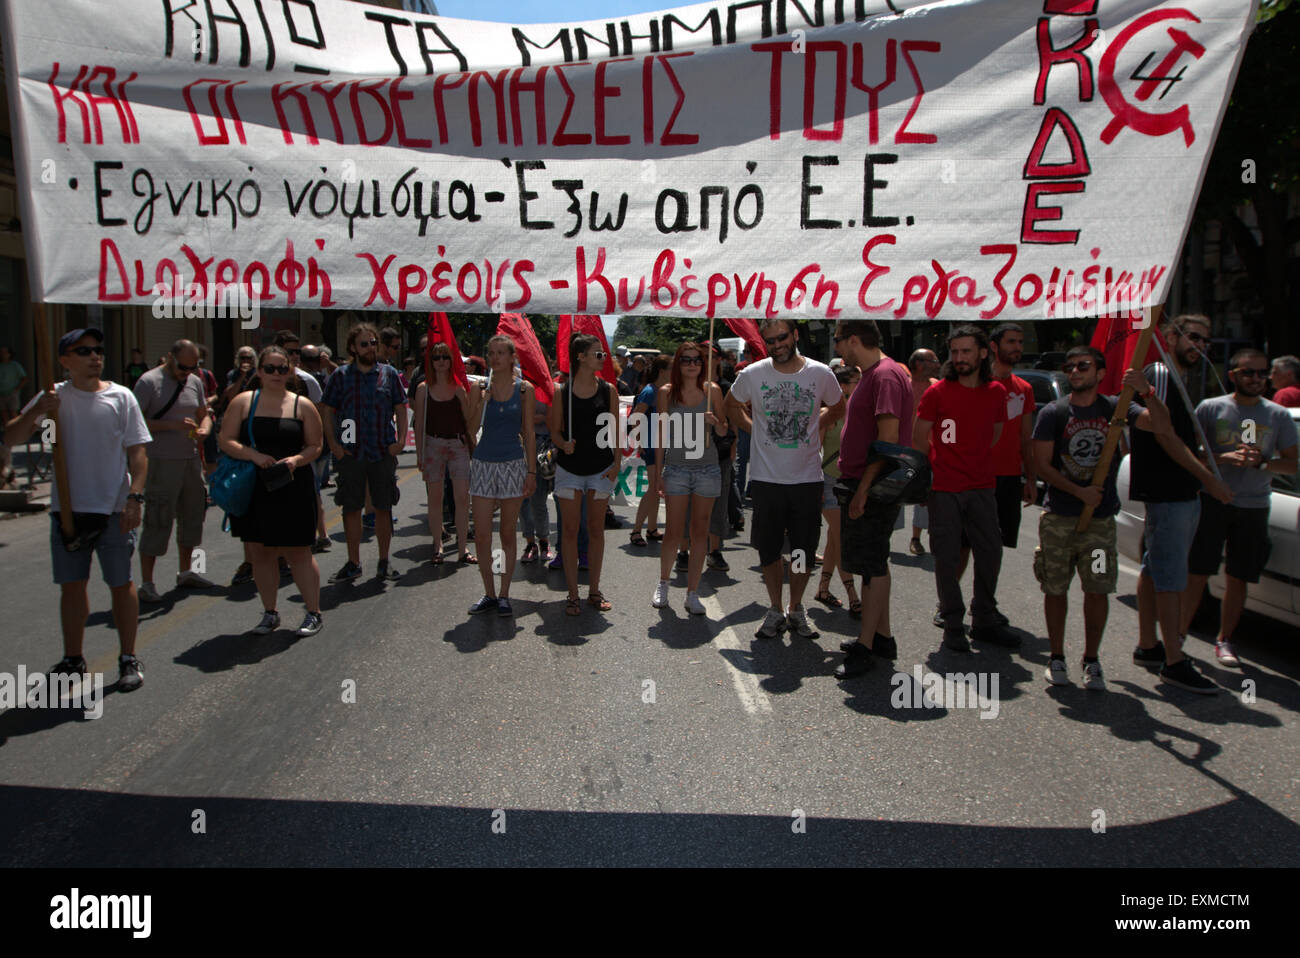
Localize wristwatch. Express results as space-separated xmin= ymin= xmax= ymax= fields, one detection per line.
xmin=127 ymin=492 xmax=145 ymax=503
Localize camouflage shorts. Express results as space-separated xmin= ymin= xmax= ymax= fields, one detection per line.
xmin=1032 ymin=512 xmax=1118 ymax=595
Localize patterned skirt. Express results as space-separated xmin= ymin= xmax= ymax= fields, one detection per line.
xmin=470 ymin=456 xmax=527 ymax=499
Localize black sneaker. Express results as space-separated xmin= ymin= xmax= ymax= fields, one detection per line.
xmin=330 ymin=560 xmax=363 ymax=583
xmin=1160 ymin=658 xmax=1217 ymax=694
xmin=230 ymin=562 xmax=254 ymax=586
xmin=706 ymin=550 xmax=730 ymax=571
xmin=835 ymin=643 xmax=875 ymax=679
xmin=251 ymin=610 xmax=281 ymax=635
xmin=295 ymin=612 xmax=323 ymax=636
xmin=376 ymin=558 xmax=400 ymax=581
xmin=971 ymin=623 xmax=1021 ymax=648
xmin=675 ymin=550 xmax=689 ymax=571
xmin=872 ymin=633 xmax=898 ymax=659
xmin=50 ymin=655 xmax=88 ymax=678
xmin=933 ymin=608 xmax=945 ymax=628
xmin=1133 ymin=640 xmax=1166 ymax=666
xmin=468 ymin=595 xmax=497 ymax=615
xmin=943 ymin=627 xmax=971 ymax=652
xmin=117 ymin=654 xmax=144 ymax=692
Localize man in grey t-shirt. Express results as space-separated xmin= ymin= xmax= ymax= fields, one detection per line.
xmin=1182 ymin=348 xmax=1299 ymax=666
xmin=133 ymin=339 xmax=214 ymax=603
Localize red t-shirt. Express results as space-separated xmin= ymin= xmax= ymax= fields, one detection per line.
xmin=838 ymin=355 xmax=913 ymax=479
xmin=916 ymin=378 xmax=1008 ymax=492
xmin=991 ymin=374 xmax=1034 ymax=477
xmin=1273 ymin=385 xmax=1300 ymax=408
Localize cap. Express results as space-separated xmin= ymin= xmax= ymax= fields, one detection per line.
xmin=58 ymin=328 xmax=104 ymax=354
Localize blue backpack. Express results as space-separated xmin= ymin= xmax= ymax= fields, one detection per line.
xmin=209 ymin=390 xmax=261 ymax=520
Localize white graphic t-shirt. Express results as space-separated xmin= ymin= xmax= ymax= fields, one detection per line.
xmin=730 ymin=357 xmax=841 ymax=485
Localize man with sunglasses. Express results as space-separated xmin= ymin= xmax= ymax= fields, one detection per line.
xmin=1181 ymin=349 xmax=1298 ymax=668
xmin=727 ymin=319 xmax=844 ymax=640
xmin=132 ymin=339 xmax=215 ymax=603
xmin=8 ymin=329 xmax=151 ymax=691
xmin=1032 ymin=347 xmax=1171 ymax=689
xmin=1130 ymin=314 xmax=1233 ymax=693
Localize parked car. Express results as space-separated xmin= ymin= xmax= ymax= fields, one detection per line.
xmin=1016 ymin=368 xmax=1069 ymax=409
xmin=1114 ymin=406 xmax=1300 ymax=627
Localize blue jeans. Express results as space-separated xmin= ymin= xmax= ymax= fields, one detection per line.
xmin=736 ymin=430 xmax=752 ymax=497
xmin=521 ymin=475 xmax=552 ymax=540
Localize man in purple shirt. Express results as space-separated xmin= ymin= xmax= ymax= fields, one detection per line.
xmin=832 ymin=320 xmax=914 ymax=677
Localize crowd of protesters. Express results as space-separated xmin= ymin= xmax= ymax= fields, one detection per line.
xmin=5 ymin=312 xmax=1295 ymax=700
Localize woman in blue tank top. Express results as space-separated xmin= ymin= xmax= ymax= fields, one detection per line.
xmin=465 ymin=335 xmax=536 ymax=617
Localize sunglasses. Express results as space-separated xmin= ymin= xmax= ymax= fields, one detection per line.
xmin=356 ymin=339 xmax=378 ymax=348
xmin=1063 ymin=360 xmax=1095 ymax=372
xmin=175 ymin=362 xmax=198 ymax=372
xmin=68 ymin=345 xmax=105 ymax=356
xmin=591 ymin=351 xmax=606 ymax=361
xmin=680 ymin=356 xmax=703 ymax=365
xmin=832 ymin=334 xmax=850 ymax=344
xmin=1177 ymin=329 xmax=1208 ymax=345
xmin=1235 ymin=368 xmax=1268 ymax=378
xmin=261 ymin=364 xmax=290 ymax=375
xmin=763 ymin=331 xmax=792 ymax=346
xmin=432 ymin=356 xmax=451 ymax=362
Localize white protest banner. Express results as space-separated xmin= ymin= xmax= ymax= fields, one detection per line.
xmin=1 ymin=0 xmax=1255 ymax=320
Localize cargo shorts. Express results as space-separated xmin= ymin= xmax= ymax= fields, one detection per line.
xmin=1032 ymin=512 xmax=1118 ymax=595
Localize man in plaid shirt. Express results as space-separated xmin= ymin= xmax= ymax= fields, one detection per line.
xmin=320 ymin=323 xmax=409 ymax=583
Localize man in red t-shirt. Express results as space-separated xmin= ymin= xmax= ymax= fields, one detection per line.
xmin=989 ymin=323 xmax=1037 ymax=548
xmin=1269 ymin=355 xmax=1300 ymax=407
xmin=913 ymin=326 xmax=1019 ymax=651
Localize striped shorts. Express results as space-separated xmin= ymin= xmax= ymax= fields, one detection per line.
xmin=470 ymin=457 xmax=527 ymax=500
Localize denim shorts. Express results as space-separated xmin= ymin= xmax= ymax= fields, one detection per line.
xmin=662 ymin=463 xmax=721 ymax=498
xmin=821 ymin=473 xmax=838 ymax=510
xmin=50 ymin=514 xmax=136 ymax=587
xmin=554 ymin=463 xmax=615 ymax=500
xmin=1140 ymin=498 xmax=1201 ymax=592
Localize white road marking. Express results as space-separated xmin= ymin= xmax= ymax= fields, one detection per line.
xmin=1117 ymin=559 xmax=1143 ymax=578
xmin=701 ymin=593 xmax=773 ymax=715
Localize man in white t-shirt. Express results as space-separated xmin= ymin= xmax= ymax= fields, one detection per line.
xmin=8 ymin=328 xmax=151 ymax=691
xmin=727 ymin=319 xmax=844 ymax=639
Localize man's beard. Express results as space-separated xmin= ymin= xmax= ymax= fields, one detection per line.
xmin=999 ymin=349 xmax=1022 ymax=365
xmin=1238 ymin=381 xmax=1265 ymax=398
xmin=1070 ymin=380 xmax=1094 ymax=395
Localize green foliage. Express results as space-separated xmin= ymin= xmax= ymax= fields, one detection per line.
xmin=612 ymin=316 xmax=718 ymax=352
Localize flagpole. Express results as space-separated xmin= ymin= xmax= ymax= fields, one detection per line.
xmin=705 ymin=317 xmax=714 ymax=448
xmin=1076 ymin=305 xmax=1160 ymax=533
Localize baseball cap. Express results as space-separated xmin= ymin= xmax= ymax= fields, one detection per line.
xmin=58 ymin=328 xmax=104 ymax=355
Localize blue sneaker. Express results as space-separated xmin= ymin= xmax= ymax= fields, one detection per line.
xmin=362 ymin=513 xmax=376 ymax=529
xmin=469 ymin=595 xmax=497 ymax=615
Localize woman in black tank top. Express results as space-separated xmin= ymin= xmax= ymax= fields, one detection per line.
xmin=219 ymin=345 xmax=326 ymax=638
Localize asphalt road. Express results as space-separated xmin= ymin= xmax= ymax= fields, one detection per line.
xmin=1 ymin=453 xmax=1297 ymax=866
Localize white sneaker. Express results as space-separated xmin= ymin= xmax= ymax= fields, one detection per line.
xmin=176 ymin=570 xmax=215 ymax=588
xmin=1045 ymin=658 xmax=1070 ymax=685
xmin=785 ymin=604 xmax=819 ymax=638
xmin=685 ymin=591 xmax=706 ymax=615
xmin=1082 ymin=660 xmax=1106 ymax=691
xmin=652 ymin=580 xmax=670 ymax=608
xmin=137 ymin=581 xmax=163 ymax=604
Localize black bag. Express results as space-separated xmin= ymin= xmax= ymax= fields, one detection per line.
xmin=59 ymin=512 xmax=111 ymax=553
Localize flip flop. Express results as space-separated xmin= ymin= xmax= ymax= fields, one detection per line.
xmin=813 ymin=591 xmax=843 ymax=609
xmin=459 ymin=552 xmax=478 ymax=565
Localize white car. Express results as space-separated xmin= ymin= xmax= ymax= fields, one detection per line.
xmin=1115 ymin=406 xmax=1300 ymax=627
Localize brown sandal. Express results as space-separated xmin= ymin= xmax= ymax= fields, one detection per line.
xmin=588 ymin=591 xmax=612 ymax=611
xmin=565 ymin=597 xmax=582 ymax=616
xmin=459 ymin=552 xmax=478 ymax=565
xmin=813 ymin=590 xmax=842 ymax=608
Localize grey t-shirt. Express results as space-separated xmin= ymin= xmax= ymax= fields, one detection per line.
xmin=133 ymin=365 xmax=206 ymax=460
xmin=1196 ymin=394 xmax=1299 ymax=508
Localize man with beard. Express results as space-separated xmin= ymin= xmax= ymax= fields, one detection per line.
xmin=727 ymin=319 xmax=844 ymax=640
xmin=989 ymin=324 xmax=1037 ymax=548
xmin=912 ymin=325 xmax=1018 ymax=651
xmin=1130 ymin=314 xmax=1233 ymax=694
xmin=1032 ymin=347 xmax=1172 ymax=690
xmin=1180 ymin=348 xmax=1297 ymax=668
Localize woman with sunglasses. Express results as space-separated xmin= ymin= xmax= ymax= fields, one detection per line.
xmin=412 ymin=341 xmax=475 ymax=565
xmin=550 ymin=334 xmax=620 ymax=616
xmin=652 ymin=343 xmax=728 ymax=614
xmin=629 ymin=354 xmax=672 ymax=547
xmin=466 ymin=335 xmax=536 ymax=616
xmin=219 ymin=345 xmax=325 ymax=637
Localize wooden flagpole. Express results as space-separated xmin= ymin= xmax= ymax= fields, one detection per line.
xmin=1076 ymin=305 xmax=1161 ymax=533
xmin=33 ymin=304 xmax=74 ymax=540
xmin=705 ymin=316 xmax=715 ymax=448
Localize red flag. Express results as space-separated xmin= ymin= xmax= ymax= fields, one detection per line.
xmin=426 ymin=312 xmax=470 ymax=392
xmin=1089 ymin=312 xmax=1166 ymax=394
xmin=724 ymin=318 xmax=768 ymax=361
xmin=557 ymin=315 xmax=617 ymax=384
xmin=497 ymin=313 xmax=555 ymax=405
